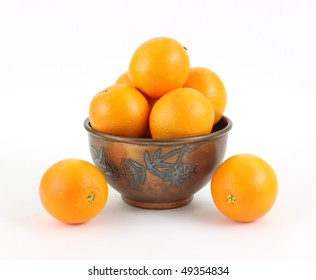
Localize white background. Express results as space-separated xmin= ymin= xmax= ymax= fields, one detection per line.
xmin=1 ymin=0 xmax=316 ymax=263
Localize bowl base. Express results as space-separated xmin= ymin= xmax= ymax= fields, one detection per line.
xmin=122 ymin=196 xmax=193 ymax=209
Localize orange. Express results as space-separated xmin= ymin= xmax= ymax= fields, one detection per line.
xmin=39 ymin=159 xmax=108 ymax=224
xmin=128 ymin=37 xmax=190 ymax=99
xmin=184 ymin=67 xmax=227 ymax=125
xmin=115 ymin=72 xmax=158 ymax=109
xmin=211 ymin=154 xmax=278 ymax=222
xmin=89 ymin=84 xmax=150 ymax=137
xmin=149 ymin=87 xmax=214 ymax=139
xmin=114 ymin=71 xmax=133 ymax=86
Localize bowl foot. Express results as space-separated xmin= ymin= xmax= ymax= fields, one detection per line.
xmin=121 ymin=196 xmax=193 ymax=209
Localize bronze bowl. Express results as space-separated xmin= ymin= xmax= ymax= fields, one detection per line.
xmin=84 ymin=116 xmax=232 ymax=209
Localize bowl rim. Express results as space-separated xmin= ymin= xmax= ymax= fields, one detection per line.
xmin=84 ymin=115 xmax=232 ymax=144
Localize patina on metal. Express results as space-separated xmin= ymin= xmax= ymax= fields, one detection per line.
xmin=84 ymin=116 xmax=232 ymax=209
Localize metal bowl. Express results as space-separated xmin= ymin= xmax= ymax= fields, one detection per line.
xmin=84 ymin=116 xmax=232 ymax=209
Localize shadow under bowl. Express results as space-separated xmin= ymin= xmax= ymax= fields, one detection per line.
xmin=84 ymin=116 xmax=232 ymax=209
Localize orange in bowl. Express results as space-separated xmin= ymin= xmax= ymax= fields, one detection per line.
xmin=89 ymin=84 xmax=150 ymax=138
